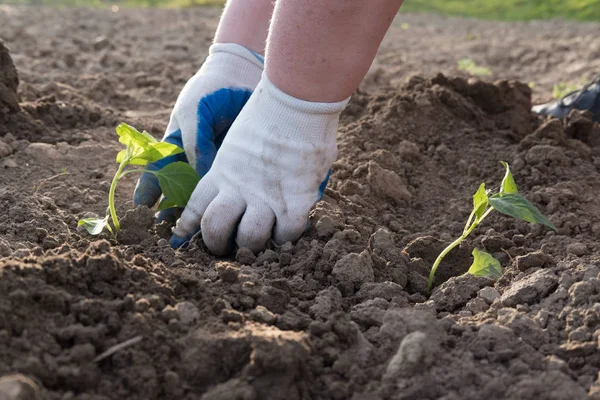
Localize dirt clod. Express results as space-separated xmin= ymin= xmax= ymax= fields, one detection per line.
xmin=501 ymin=270 xmax=559 ymax=307
xmin=332 ymin=250 xmax=375 ymax=296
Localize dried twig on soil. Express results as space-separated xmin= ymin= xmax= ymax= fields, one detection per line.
xmin=94 ymin=335 xmax=143 ymax=363
xmin=33 ymin=171 xmax=69 ymax=194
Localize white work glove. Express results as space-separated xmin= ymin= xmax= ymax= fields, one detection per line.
xmin=170 ymin=72 xmax=350 ymax=255
xmin=133 ymin=43 xmax=264 ymax=222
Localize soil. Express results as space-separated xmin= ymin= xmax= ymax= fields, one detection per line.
xmin=1 ymin=6 xmax=600 ymax=400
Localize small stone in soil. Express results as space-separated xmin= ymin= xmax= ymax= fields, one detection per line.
xmin=1 ymin=158 xmax=17 ymax=168
xmin=175 ymin=301 xmax=199 ymax=325
xmin=309 ymin=287 xmax=343 ymax=320
xmin=566 ymin=242 xmax=588 ymax=257
xmin=93 ymin=35 xmax=110 ymax=51
xmin=0 ymin=374 xmax=41 ymax=400
xmin=406 ymin=271 xmax=429 ymax=296
xmin=349 ymin=298 xmax=388 ymax=327
xmin=235 ymin=247 xmax=256 ymax=265
xmin=221 ymin=309 xmax=244 ymax=324
xmin=332 ymin=250 xmax=374 ymax=296
xmin=354 ymin=281 xmax=405 ymax=302
xmin=256 ymin=249 xmax=278 ymax=265
xmin=384 ymin=331 xmax=438 ymax=379
xmin=512 ymin=234 xmax=526 ymax=246
xmin=249 ymin=305 xmax=277 ymax=325
xmin=466 ymin=297 xmax=489 ymax=314
xmin=215 ymin=262 xmax=240 ymax=283
xmin=315 ymin=215 xmax=337 ymax=238
xmin=367 ymin=161 xmax=412 ymax=204
xmin=500 ymin=269 xmax=558 ymax=307
xmin=430 ymin=274 xmax=492 ymax=312
xmin=569 ymin=281 xmax=595 ymax=306
xmin=0 ymin=140 xmax=12 ymax=157
xmin=516 ymin=251 xmax=552 ymax=271
xmin=478 ymin=287 xmax=500 ymax=304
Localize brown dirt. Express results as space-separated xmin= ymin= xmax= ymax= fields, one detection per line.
xmin=1 ymin=6 xmax=600 ymax=400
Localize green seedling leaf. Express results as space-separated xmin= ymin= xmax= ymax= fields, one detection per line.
xmin=116 ymin=123 xmax=157 ymax=150
xmin=458 ymin=58 xmax=492 ymax=77
xmin=157 ymin=197 xmax=179 ymax=212
xmin=134 ymin=142 xmax=184 ymax=164
xmin=115 ymin=123 xmax=163 ymax=165
xmin=468 ymin=248 xmax=502 ymax=280
xmin=78 ymin=216 xmax=108 ymax=235
xmin=117 ymin=142 xmax=184 ymax=166
xmin=500 ymin=161 xmax=518 ymax=194
xmin=116 ymin=149 xmax=129 ymax=164
xmin=473 ymin=182 xmax=488 ymax=219
xmin=489 ymin=193 xmax=557 ymax=231
xmin=152 ymin=162 xmax=200 ymax=207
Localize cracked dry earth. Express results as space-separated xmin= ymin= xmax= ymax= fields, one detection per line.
xmin=1 ymin=6 xmax=600 ymax=400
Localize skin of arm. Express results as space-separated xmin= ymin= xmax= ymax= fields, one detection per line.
xmin=266 ymin=0 xmax=404 ymax=102
xmin=214 ymin=0 xmax=275 ymax=55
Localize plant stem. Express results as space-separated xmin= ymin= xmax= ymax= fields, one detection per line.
xmin=463 ymin=210 xmax=476 ymax=235
xmin=119 ymin=169 xmax=151 ymax=178
xmin=427 ymin=206 xmax=495 ymax=290
xmin=109 ymin=161 xmax=127 ymax=231
xmin=428 ymin=234 xmax=466 ymax=290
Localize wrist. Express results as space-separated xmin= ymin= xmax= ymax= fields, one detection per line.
xmin=253 ymin=71 xmax=350 ymax=143
xmin=201 ymin=43 xmax=264 ymax=90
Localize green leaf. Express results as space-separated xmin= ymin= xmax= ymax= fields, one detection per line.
xmin=78 ymin=217 xmax=108 ymax=235
xmin=115 ymin=123 xmax=182 ymax=166
xmin=156 ymin=197 xmax=179 ymax=212
xmin=500 ymin=161 xmax=518 ymax=194
xmin=489 ymin=193 xmax=557 ymax=231
xmin=468 ymin=248 xmax=502 ymax=280
xmin=151 ymin=162 xmax=200 ymax=207
xmin=116 ymin=123 xmax=157 ymax=151
xmin=116 ymin=149 xmax=127 ymax=164
xmin=473 ymin=182 xmax=488 ymax=219
xmin=130 ymin=142 xmax=184 ymax=165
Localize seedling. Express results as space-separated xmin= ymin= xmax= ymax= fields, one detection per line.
xmin=427 ymin=161 xmax=556 ymax=289
xmin=458 ymin=58 xmax=492 ymax=77
xmin=78 ymin=123 xmax=200 ymax=235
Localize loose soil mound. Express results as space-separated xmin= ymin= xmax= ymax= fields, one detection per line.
xmin=1 ymin=6 xmax=600 ymax=400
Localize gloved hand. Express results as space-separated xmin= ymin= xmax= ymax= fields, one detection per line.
xmin=170 ymin=72 xmax=350 ymax=255
xmin=133 ymin=43 xmax=264 ymax=221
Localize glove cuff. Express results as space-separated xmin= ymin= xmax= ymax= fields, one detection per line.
xmin=252 ymin=71 xmax=350 ymax=143
xmin=201 ymin=43 xmax=264 ymax=90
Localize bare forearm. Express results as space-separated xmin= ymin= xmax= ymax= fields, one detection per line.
xmin=265 ymin=0 xmax=403 ymax=102
xmin=214 ymin=0 xmax=274 ymax=55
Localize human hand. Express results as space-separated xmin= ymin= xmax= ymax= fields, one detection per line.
xmin=170 ymin=73 xmax=349 ymax=255
xmin=133 ymin=43 xmax=264 ymax=221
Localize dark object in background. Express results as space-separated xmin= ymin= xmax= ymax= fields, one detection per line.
xmin=533 ymin=74 xmax=600 ymax=122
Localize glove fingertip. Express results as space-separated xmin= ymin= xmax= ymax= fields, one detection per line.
xmin=170 ymin=233 xmax=192 ymax=249
xmin=169 ymin=226 xmax=200 ymax=249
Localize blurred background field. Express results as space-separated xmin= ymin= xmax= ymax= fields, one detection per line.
xmin=2 ymin=0 xmax=600 ymax=21
xmin=402 ymin=0 xmax=600 ymax=21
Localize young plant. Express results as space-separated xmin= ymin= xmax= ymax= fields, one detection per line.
xmin=457 ymin=58 xmax=492 ymax=77
xmin=78 ymin=123 xmax=200 ymax=235
xmin=427 ymin=161 xmax=556 ymax=289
